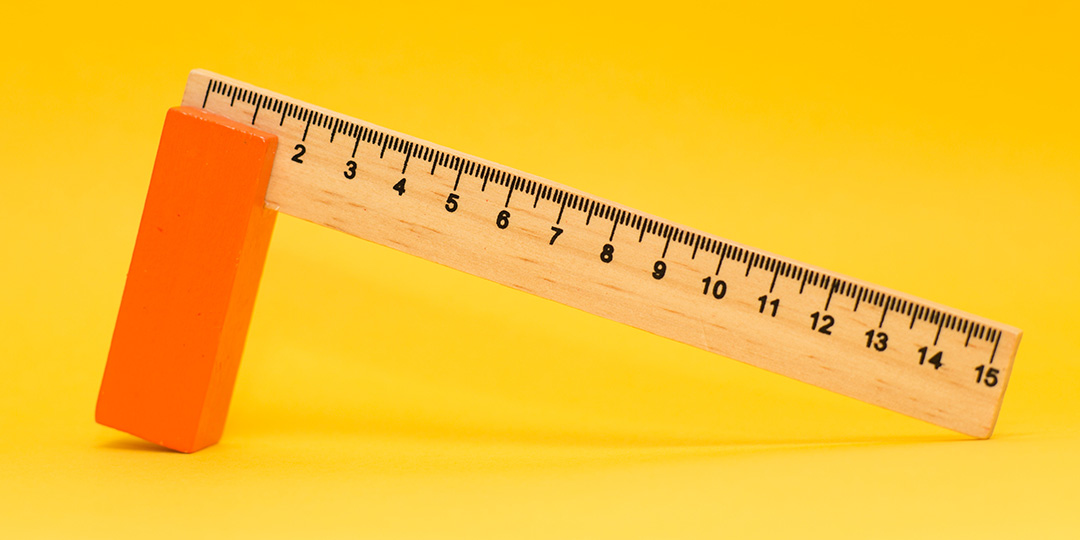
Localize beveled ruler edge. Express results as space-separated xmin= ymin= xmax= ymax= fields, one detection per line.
xmin=180 ymin=68 xmax=1021 ymax=438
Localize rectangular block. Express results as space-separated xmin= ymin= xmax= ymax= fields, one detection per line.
xmin=96 ymin=106 xmax=278 ymax=453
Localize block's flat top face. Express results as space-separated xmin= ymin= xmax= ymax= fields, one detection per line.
xmin=171 ymin=106 xmax=280 ymax=142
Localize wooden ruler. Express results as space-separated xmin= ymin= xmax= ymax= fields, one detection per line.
xmin=181 ymin=69 xmax=1021 ymax=438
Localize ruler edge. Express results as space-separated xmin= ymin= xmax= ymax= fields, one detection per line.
xmin=182 ymin=68 xmax=1023 ymax=438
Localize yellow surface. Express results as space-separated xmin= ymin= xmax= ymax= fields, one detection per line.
xmin=2 ymin=2 xmax=1078 ymax=538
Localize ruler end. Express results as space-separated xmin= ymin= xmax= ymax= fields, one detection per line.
xmin=188 ymin=67 xmax=218 ymax=79
xmin=979 ymin=327 xmax=1023 ymax=440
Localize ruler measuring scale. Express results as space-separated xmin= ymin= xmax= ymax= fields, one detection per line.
xmin=181 ymin=69 xmax=1020 ymax=438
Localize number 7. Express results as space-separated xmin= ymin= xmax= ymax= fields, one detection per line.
xmin=549 ymin=226 xmax=563 ymax=245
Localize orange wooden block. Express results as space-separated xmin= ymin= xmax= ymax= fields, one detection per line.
xmin=96 ymin=106 xmax=278 ymax=453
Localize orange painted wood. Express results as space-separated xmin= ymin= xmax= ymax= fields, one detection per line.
xmin=96 ymin=106 xmax=278 ymax=453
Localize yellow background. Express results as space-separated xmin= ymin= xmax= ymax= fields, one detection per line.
xmin=3 ymin=2 xmax=1078 ymax=538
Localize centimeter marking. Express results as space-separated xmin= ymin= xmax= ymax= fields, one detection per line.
xmin=181 ymin=69 xmax=1021 ymax=438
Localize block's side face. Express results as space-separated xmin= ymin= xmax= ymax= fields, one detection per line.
xmin=194 ymin=136 xmax=279 ymax=451
xmin=96 ymin=107 xmax=277 ymax=453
